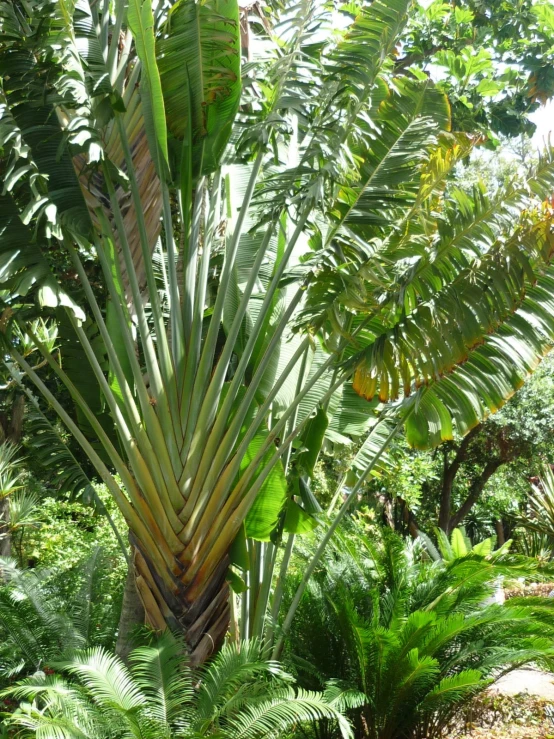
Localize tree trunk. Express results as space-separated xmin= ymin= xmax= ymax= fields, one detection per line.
xmin=0 ymin=497 xmax=10 ymax=559
xmin=7 ymin=395 xmax=25 ymax=443
xmin=438 ymin=466 xmax=455 ymax=533
xmin=129 ymin=534 xmax=229 ymax=665
xmin=115 ymin=553 xmax=145 ymax=662
xmin=494 ymin=519 xmax=506 ymax=546
xmin=398 ymin=496 xmax=419 ymax=539
xmin=438 ymin=426 xmax=481 ymax=533
xmin=449 ymin=459 xmax=504 ymax=531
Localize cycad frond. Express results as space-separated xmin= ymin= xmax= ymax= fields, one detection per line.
xmin=5 ymin=673 xmax=113 ymax=739
xmin=196 ymin=639 xmax=288 ymax=720
xmin=284 ymin=524 xmax=554 ymax=739
xmin=417 ymin=669 xmax=486 ymax=713
xmin=60 ymin=648 xmax=145 ymax=714
xmin=0 ymin=561 xmax=83 ymax=676
xmin=130 ymin=631 xmax=194 ymax=726
xmin=4 ymin=636 xmax=354 ymax=738
xmin=224 ymin=686 xmax=353 ymax=739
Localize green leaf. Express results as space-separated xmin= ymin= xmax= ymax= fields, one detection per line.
xmin=476 ymin=79 xmax=501 ymax=97
xmin=454 ymin=7 xmax=474 ymax=24
xmin=128 ymin=0 xmax=169 ymax=178
xmin=296 ymin=406 xmax=329 ymax=478
xmin=472 ymin=537 xmax=493 ymax=557
xmin=450 ymin=529 xmax=468 ymax=559
xmin=158 ymin=0 xmax=241 ymax=176
xmin=244 ymin=432 xmax=288 ymax=541
xmin=284 ymin=499 xmax=319 ymax=535
xmin=226 ymin=569 xmax=247 ymax=593
xmin=229 ymin=524 xmax=250 ymax=570
xmin=297 ymin=476 xmax=322 ymax=515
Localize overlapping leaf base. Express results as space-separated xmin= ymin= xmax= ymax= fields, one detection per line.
xmin=131 ymin=539 xmax=230 ymax=664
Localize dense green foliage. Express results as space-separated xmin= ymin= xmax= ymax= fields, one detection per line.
xmin=361 ymin=353 xmax=554 ymax=539
xmin=0 ymin=546 xmax=122 ymax=685
xmin=1 ymin=0 xmax=554 ymax=662
xmin=283 ymin=523 xmax=554 ymax=738
xmin=2 ymin=635 xmax=356 ymax=739
xmin=403 ymin=0 xmax=554 ymax=142
xmin=1 ymin=0 xmax=554 ymax=737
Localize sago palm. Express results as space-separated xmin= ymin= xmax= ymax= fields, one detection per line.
xmin=0 ymin=548 xmax=117 ymax=684
xmin=516 ymin=464 xmax=554 ymax=555
xmin=1 ymin=0 xmax=554 ymax=661
xmin=284 ymin=526 xmax=554 ymax=739
xmin=2 ymin=633 xmax=357 ymax=739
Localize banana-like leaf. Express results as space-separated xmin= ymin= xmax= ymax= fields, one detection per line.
xmin=243 ymin=431 xmax=288 ymax=541
xmin=296 ymin=405 xmax=329 ymax=478
xmin=284 ymin=499 xmax=318 ymax=535
xmin=338 ymin=85 xmax=450 ymax=227
xmin=158 ymin=0 xmax=241 ymax=177
xmin=128 ymin=0 xmax=169 ymax=177
xmin=0 ymin=195 xmax=85 ymax=320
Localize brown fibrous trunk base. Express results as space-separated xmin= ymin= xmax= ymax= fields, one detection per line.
xmin=130 ymin=535 xmax=230 ymax=665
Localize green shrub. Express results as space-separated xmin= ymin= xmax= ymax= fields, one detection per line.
xmin=0 ymin=544 xmax=123 ymax=688
xmin=283 ymin=523 xmax=554 ymax=739
xmin=20 ymin=485 xmax=126 ymax=640
xmin=2 ymin=634 xmax=358 ymax=738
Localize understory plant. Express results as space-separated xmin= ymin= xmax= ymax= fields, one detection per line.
xmin=0 ymin=547 xmax=121 ymax=687
xmin=2 ymin=634 xmax=358 ymax=739
xmin=0 ymin=442 xmax=24 ymax=558
xmin=283 ymin=523 xmax=554 ymax=739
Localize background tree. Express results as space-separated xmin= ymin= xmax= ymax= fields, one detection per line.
xmin=365 ymin=354 xmax=554 ymax=539
xmin=400 ymin=0 xmax=554 ymax=143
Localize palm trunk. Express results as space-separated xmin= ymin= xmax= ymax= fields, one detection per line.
xmin=129 ymin=535 xmax=229 ymax=665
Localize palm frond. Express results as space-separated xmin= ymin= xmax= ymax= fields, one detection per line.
xmin=224 ymin=686 xmax=353 ymax=739
xmin=130 ymin=631 xmax=194 ymax=726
